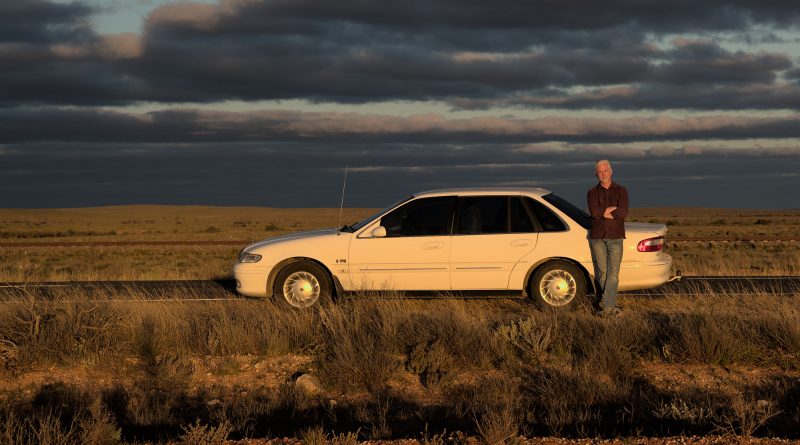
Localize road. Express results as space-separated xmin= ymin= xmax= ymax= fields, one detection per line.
xmin=0 ymin=276 xmax=797 ymax=302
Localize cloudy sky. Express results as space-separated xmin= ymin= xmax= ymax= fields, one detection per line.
xmin=1 ymin=0 xmax=799 ymax=209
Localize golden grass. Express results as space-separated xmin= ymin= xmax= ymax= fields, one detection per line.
xmin=0 ymin=287 xmax=799 ymax=442
xmin=0 ymin=205 xmax=376 ymax=242
xmin=629 ymin=207 xmax=800 ymax=239
xmin=0 ymin=206 xmax=797 ymax=282
xmin=0 ymin=246 xmax=238 ymax=282
xmin=1 ymin=207 xmax=797 ymax=442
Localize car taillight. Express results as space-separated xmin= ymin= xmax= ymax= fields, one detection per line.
xmin=637 ymin=237 xmax=664 ymax=252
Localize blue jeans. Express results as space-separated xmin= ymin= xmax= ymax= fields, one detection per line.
xmin=589 ymin=238 xmax=623 ymax=310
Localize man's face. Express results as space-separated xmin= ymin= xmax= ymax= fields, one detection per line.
xmin=595 ymin=163 xmax=612 ymax=184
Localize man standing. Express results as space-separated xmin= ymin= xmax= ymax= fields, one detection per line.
xmin=587 ymin=159 xmax=628 ymax=317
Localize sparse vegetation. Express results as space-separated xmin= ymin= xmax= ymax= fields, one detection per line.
xmin=0 ymin=206 xmax=798 ymax=443
xmin=0 ymin=287 xmax=798 ymax=443
xmin=0 ymin=206 xmax=798 ymax=281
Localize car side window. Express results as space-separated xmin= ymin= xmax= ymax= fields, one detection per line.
xmin=380 ymin=196 xmax=455 ymax=237
xmin=524 ymin=197 xmax=567 ymax=232
xmin=456 ymin=196 xmax=507 ymax=235
xmin=510 ymin=197 xmax=536 ymax=232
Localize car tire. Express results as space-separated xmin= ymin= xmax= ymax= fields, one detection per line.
xmin=528 ymin=260 xmax=586 ymax=310
xmin=272 ymin=261 xmax=332 ymax=308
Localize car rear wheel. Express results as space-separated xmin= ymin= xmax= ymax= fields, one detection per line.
xmin=529 ymin=260 xmax=586 ymax=310
xmin=273 ymin=261 xmax=332 ymax=308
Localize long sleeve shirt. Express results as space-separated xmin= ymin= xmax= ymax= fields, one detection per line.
xmin=587 ymin=181 xmax=628 ymax=239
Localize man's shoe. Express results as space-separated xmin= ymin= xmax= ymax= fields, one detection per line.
xmin=598 ymin=307 xmax=622 ymax=318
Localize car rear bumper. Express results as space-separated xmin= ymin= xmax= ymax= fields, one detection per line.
xmin=617 ymin=255 xmax=673 ymax=291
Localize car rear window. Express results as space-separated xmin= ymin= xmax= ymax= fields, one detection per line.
xmin=524 ymin=197 xmax=567 ymax=232
xmin=542 ymin=193 xmax=591 ymax=230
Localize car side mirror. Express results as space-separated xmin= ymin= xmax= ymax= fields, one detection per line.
xmin=371 ymin=226 xmax=387 ymax=238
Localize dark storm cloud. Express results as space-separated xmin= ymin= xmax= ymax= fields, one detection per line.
xmin=1 ymin=139 xmax=797 ymax=208
xmin=158 ymin=0 xmax=799 ymax=36
xmin=451 ymin=82 xmax=800 ymax=111
xmin=5 ymin=107 xmax=800 ymax=145
xmin=1 ymin=0 xmax=799 ymax=109
xmin=0 ymin=1 xmax=95 ymax=44
xmin=653 ymin=40 xmax=792 ymax=85
xmin=1 ymin=0 xmax=799 ymax=209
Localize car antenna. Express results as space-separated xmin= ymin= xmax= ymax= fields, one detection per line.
xmin=337 ymin=166 xmax=348 ymax=231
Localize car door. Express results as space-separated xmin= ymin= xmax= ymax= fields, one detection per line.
xmin=348 ymin=196 xmax=455 ymax=291
xmin=450 ymin=196 xmax=538 ymax=290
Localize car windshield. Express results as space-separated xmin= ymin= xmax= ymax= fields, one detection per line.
xmin=542 ymin=193 xmax=592 ymax=230
xmin=341 ymin=195 xmax=414 ymax=232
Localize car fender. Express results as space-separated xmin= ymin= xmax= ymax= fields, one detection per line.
xmin=515 ymin=256 xmax=595 ymax=297
xmin=267 ymin=257 xmax=344 ymax=298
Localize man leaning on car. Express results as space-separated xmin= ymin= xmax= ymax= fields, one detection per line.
xmin=587 ymin=159 xmax=628 ymax=317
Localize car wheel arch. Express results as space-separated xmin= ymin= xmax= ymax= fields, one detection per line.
xmin=267 ymin=257 xmax=342 ymax=299
xmin=521 ymin=257 xmax=594 ymax=298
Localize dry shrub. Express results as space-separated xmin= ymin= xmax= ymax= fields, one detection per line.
xmin=567 ymin=314 xmax=647 ymax=378
xmin=80 ymin=398 xmax=122 ymax=445
xmin=0 ymin=386 xmax=120 ymax=445
xmin=659 ymin=312 xmax=759 ymax=365
xmin=136 ymin=316 xmax=193 ymax=384
xmin=754 ymin=301 xmax=800 ymax=355
xmin=331 ymin=430 xmax=360 ymax=445
xmin=5 ymin=410 xmax=80 ymax=445
xmin=315 ymin=301 xmax=401 ymax=392
xmin=400 ymin=300 xmax=506 ymax=387
xmin=494 ymin=316 xmax=555 ymax=366
xmin=714 ymin=395 xmax=781 ymax=438
xmin=208 ymin=387 xmax=276 ymax=438
xmin=498 ymin=311 xmax=642 ymax=377
xmin=448 ymin=375 xmax=522 ymax=445
xmin=122 ymin=316 xmax=193 ymax=428
xmin=0 ymin=295 xmax=126 ymax=368
xmin=300 ymin=425 xmax=328 ymax=445
xmin=734 ymin=375 xmax=800 ymax=437
xmin=398 ymin=300 xmax=499 ymax=370
xmin=175 ymin=299 xmax=317 ymax=357
xmin=522 ymin=365 xmax=636 ymax=436
xmin=179 ymin=419 xmax=232 ymax=445
xmin=302 ymin=426 xmax=359 ymax=445
xmin=649 ymin=388 xmax=728 ymax=429
xmin=406 ymin=339 xmax=454 ymax=388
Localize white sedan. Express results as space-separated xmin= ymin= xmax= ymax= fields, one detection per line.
xmin=233 ymin=188 xmax=672 ymax=309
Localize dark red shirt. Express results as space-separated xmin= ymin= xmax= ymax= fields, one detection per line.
xmin=587 ymin=181 xmax=628 ymax=239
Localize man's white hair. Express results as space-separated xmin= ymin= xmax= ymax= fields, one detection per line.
xmin=595 ymin=159 xmax=612 ymax=170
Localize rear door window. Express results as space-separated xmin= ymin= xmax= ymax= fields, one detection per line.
xmin=510 ymin=197 xmax=536 ymax=232
xmin=455 ymin=196 xmax=507 ymax=234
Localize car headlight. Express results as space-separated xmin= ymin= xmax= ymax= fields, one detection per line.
xmin=238 ymin=253 xmax=262 ymax=263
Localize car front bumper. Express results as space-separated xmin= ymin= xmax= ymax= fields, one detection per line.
xmin=233 ymin=262 xmax=270 ymax=297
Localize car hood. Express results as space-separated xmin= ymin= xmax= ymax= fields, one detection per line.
xmin=243 ymin=228 xmax=340 ymax=251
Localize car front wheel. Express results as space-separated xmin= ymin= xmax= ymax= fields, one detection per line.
xmin=273 ymin=261 xmax=332 ymax=308
xmin=529 ymin=260 xmax=586 ymax=310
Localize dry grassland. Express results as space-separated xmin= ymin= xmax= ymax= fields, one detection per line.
xmin=0 ymin=206 xmax=798 ymax=443
xmin=0 ymin=287 xmax=799 ymax=443
xmin=0 ymin=206 xmax=798 ymax=281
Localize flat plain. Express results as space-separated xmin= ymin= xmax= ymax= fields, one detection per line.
xmin=0 ymin=206 xmax=798 ymax=444
xmin=0 ymin=206 xmax=798 ymax=281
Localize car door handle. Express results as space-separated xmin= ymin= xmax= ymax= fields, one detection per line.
xmin=511 ymin=239 xmax=532 ymax=247
xmin=421 ymin=241 xmax=445 ymax=250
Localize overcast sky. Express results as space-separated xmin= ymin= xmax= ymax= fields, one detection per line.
xmin=1 ymin=0 xmax=799 ymax=209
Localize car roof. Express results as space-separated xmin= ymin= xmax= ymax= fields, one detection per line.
xmin=412 ymin=187 xmax=552 ymax=198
